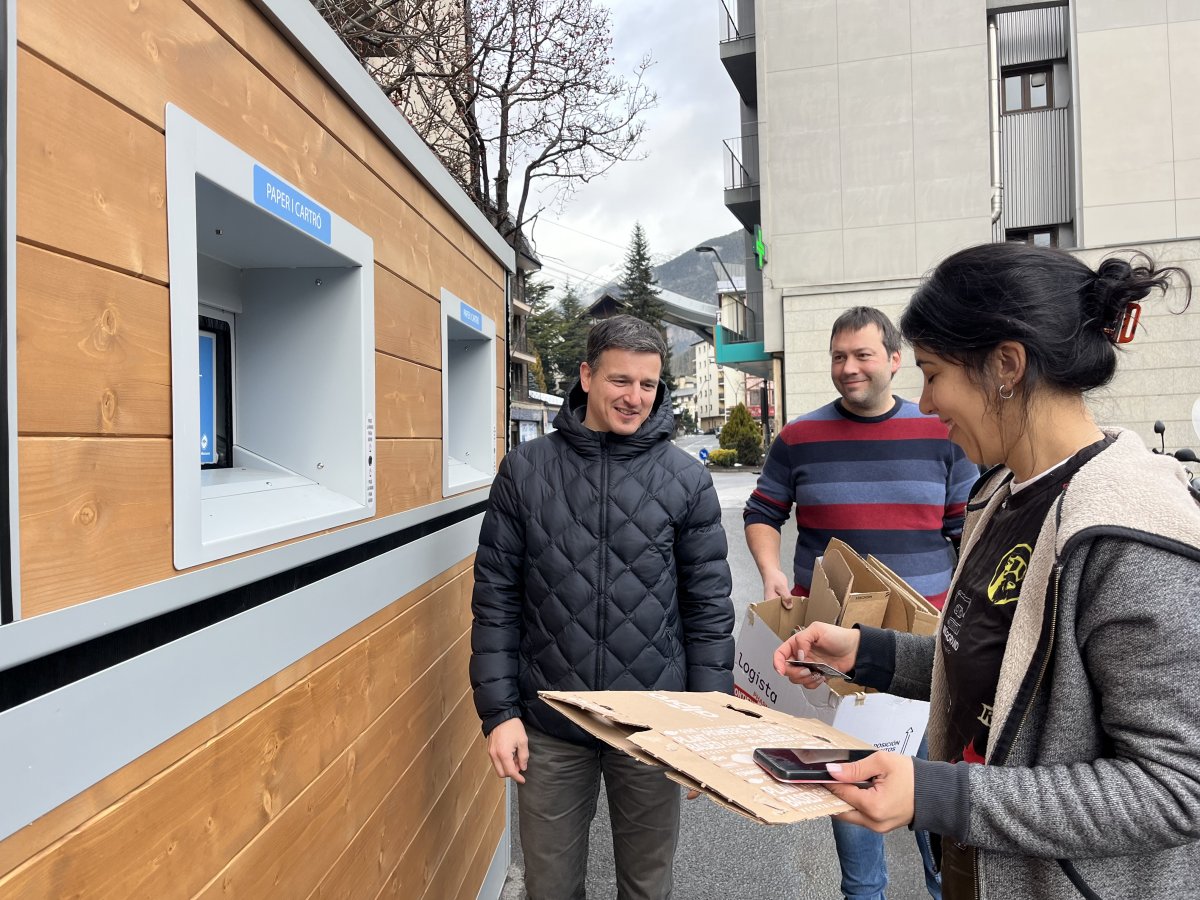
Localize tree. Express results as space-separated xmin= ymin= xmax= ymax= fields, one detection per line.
xmin=720 ymin=403 xmax=764 ymax=466
xmin=551 ymin=284 xmax=590 ymax=390
xmin=617 ymin=222 xmax=672 ymax=389
xmin=678 ymin=409 xmax=697 ymax=436
xmin=526 ymin=281 xmax=590 ymax=392
xmin=312 ymin=0 xmax=656 ymax=241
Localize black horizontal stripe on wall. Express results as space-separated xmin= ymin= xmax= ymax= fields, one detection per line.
xmin=0 ymin=500 xmax=488 ymax=712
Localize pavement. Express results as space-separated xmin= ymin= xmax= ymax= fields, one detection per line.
xmin=498 ymin=445 xmax=933 ymax=900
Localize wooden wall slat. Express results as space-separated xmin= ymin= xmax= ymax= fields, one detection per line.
xmin=375 ymin=265 xmax=440 ymax=369
xmin=0 ymin=572 xmax=473 ymax=899
xmin=0 ymin=558 xmax=472 ymax=882
xmin=376 ymin=354 xmax=440 ymax=439
xmin=17 ymin=243 xmax=171 ymax=436
xmin=451 ymin=787 xmax=506 ymax=900
xmin=191 ymin=658 xmax=475 ymax=900
xmin=418 ymin=772 xmax=505 ymax=900
xmin=451 ymin=796 xmax=504 ymax=900
xmin=312 ymin=721 xmax=493 ymax=899
xmin=374 ymin=440 xmax=442 ymax=515
xmin=384 ymin=747 xmax=500 ymax=900
xmin=16 ymin=51 xmax=167 ymax=281
xmin=17 ymin=437 xmax=173 ymax=617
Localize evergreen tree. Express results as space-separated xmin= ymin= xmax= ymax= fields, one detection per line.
xmin=525 ymin=276 xmax=557 ymax=386
xmin=554 ymin=284 xmax=590 ymax=390
xmin=720 ymin=403 xmax=764 ymax=466
xmin=617 ymin=222 xmax=674 ymax=389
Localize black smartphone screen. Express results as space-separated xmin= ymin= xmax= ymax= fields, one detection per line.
xmin=752 ymin=747 xmax=875 ymax=784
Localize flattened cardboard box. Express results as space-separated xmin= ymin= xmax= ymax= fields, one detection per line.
xmin=734 ymin=538 xmax=939 ymax=756
xmin=540 ymin=689 xmax=875 ymax=826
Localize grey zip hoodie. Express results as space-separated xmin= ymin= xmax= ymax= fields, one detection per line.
xmin=855 ymin=428 xmax=1200 ymax=900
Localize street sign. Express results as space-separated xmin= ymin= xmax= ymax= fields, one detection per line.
xmin=699 ymin=447 xmax=709 ymax=462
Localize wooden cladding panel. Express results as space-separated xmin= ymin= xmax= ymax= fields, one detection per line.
xmin=412 ymin=762 xmax=505 ymax=900
xmin=18 ymin=0 xmax=505 ymax=321
xmin=16 ymin=51 xmax=167 ymax=281
xmin=374 ymin=440 xmax=443 ymax=516
xmin=0 ymin=558 xmax=472 ymax=882
xmin=376 ymin=354 xmax=440 ymax=439
xmin=449 ymin=786 xmax=506 ymax=900
xmin=0 ymin=570 xmax=478 ymax=900
xmin=375 ymin=266 xmax=440 ymax=369
xmin=318 ymin=725 xmax=494 ymax=899
xmin=17 ymin=437 xmax=173 ymax=617
xmin=197 ymin=687 xmax=480 ymax=900
xmin=17 ymin=243 xmax=171 ymax=436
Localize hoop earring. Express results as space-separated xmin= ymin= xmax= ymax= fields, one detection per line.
xmin=998 ymin=384 xmax=1015 ymax=401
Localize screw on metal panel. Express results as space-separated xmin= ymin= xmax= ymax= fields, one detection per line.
xmin=315 ymin=278 xmax=323 ymax=286
xmin=215 ymin=229 xmax=223 ymax=236
xmin=317 ymin=462 xmax=325 ymax=469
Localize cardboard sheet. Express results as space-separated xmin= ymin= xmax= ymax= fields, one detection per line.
xmin=539 ymin=689 xmax=877 ymax=826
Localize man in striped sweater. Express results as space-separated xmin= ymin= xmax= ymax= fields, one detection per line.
xmin=744 ymin=306 xmax=976 ymax=900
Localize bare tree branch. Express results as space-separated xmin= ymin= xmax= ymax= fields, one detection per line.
xmin=313 ymin=0 xmax=655 ymax=242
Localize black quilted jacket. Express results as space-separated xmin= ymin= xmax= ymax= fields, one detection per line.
xmin=470 ymin=381 xmax=735 ymax=745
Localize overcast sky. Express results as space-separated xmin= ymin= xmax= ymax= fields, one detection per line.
xmin=525 ymin=0 xmax=742 ymax=295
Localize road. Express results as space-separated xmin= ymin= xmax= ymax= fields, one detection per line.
xmin=498 ymin=446 xmax=932 ymax=900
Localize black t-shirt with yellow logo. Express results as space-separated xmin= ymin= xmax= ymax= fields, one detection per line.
xmin=937 ymin=436 xmax=1111 ymax=899
xmin=941 ymin=436 xmax=1111 ymax=765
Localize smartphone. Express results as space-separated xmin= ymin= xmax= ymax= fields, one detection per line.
xmin=752 ymin=747 xmax=876 ymax=787
xmin=786 ymin=659 xmax=849 ymax=679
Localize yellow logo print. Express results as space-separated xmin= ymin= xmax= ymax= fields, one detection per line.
xmin=988 ymin=544 xmax=1032 ymax=605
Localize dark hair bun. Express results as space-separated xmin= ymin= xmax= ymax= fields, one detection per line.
xmin=1088 ymin=253 xmax=1176 ymax=341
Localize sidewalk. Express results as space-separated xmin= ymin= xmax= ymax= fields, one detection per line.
xmin=498 ymin=496 xmax=932 ymax=899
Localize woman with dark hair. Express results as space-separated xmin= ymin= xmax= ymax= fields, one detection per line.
xmin=772 ymin=242 xmax=1200 ymax=900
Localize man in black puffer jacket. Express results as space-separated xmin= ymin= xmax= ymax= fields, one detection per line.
xmin=470 ymin=315 xmax=734 ymax=900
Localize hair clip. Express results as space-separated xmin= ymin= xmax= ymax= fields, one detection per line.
xmin=1105 ymin=301 xmax=1141 ymax=344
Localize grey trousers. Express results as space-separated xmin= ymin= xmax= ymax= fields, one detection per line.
xmin=518 ymin=725 xmax=681 ymax=900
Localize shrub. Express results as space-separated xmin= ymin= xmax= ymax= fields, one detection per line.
xmin=708 ymin=448 xmax=737 ymax=467
xmin=719 ymin=403 xmax=764 ymax=466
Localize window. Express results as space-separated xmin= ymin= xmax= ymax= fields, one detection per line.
xmin=1003 ymin=67 xmax=1052 ymax=113
xmin=1007 ymin=228 xmax=1056 ymax=248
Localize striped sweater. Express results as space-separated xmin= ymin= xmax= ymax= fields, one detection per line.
xmin=744 ymin=397 xmax=976 ymax=607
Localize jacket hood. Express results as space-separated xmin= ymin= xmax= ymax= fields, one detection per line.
xmin=553 ymin=379 xmax=673 ymax=458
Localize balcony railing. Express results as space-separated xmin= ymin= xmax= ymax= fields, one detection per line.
xmin=718 ymin=0 xmax=747 ymax=42
xmin=723 ymin=133 xmax=759 ymax=190
xmin=719 ymin=291 xmax=763 ymax=344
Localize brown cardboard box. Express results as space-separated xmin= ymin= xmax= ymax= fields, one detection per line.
xmin=539 ymin=690 xmax=876 ymax=825
xmin=733 ymin=537 xmax=939 ymax=755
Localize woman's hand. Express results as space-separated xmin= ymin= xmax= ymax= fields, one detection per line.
xmin=825 ymin=751 xmax=915 ymax=833
xmin=772 ymin=621 xmax=861 ymax=685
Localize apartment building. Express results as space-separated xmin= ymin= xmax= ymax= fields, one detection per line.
xmin=719 ymin=0 xmax=1200 ymax=449
xmin=693 ymin=339 xmax=747 ymax=432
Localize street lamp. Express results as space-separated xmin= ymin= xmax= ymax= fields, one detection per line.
xmin=694 ymin=245 xmax=737 ymax=290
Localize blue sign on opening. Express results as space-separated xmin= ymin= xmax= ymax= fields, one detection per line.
xmin=459 ymin=302 xmax=484 ymax=333
xmin=199 ymin=332 xmax=216 ymax=465
xmin=253 ymin=165 xmax=332 ymax=244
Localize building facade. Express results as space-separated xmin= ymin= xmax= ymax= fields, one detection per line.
xmin=693 ymin=339 xmax=747 ymax=432
xmin=725 ymin=0 xmax=1200 ymax=450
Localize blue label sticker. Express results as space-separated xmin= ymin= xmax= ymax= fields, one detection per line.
xmin=459 ymin=302 xmax=484 ymax=332
xmin=253 ymin=165 xmax=332 ymax=244
xmin=199 ymin=332 xmax=216 ymax=465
